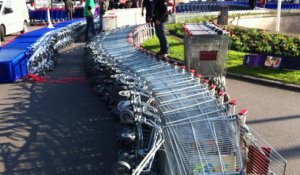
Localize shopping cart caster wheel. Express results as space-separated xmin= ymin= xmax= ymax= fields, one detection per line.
xmin=111 ymin=74 xmax=119 ymax=79
xmin=120 ymin=110 xmax=135 ymax=124
xmin=118 ymin=152 xmax=135 ymax=162
xmin=118 ymin=85 xmax=129 ymax=91
xmin=117 ymin=101 xmax=131 ymax=113
xmin=116 ymin=77 xmax=127 ymax=85
xmin=120 ymin=132 xmax=136 ymax=141
xmin=113 ymin=161 xmax=131 ymax=175
xmin=93 ymin=85 xmax=105 ymax=96
xmin=119 ymin=91 xmax=131 ymax=98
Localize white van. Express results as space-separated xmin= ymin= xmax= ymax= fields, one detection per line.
xmin=0 ymin=0 xmax=30 ymax=41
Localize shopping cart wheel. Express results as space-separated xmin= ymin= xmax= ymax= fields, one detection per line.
xmin=0 ymin=25 xmax=4 ymax=41
xmin=117 ymin=101 xmax=131 ymax=113
xmin=21 ymin=21 xmax=28 ymax=34
xmin=93 ymin=85 xmax=105 ymax=96
xmin=119 ymin=90 xmax=131 ymax=98
xmin=118 ymin=152 xmax=135 ymax=162
xmin=120 ymin=110 xmax=135 ymax=124
xmin=157 ymin=150 xmax=168 ymax=174
xmin=113 ymin=161 xmax=131 ymax=175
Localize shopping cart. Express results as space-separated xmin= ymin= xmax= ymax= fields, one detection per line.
xmin=84 ymin=24 xmax=287 ymax=175
xmin=183 ymin=22 xmax=231 ymax=93
xmin=162 ymin=116 xmax=243 ymax=174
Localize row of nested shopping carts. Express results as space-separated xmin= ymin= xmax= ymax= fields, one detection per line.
xmin=0 ymin=19 xmax=87 ymax=83
xmin=27 ymin=20 xmax=86 ymax=76
xmin=29 ymin=7 xmax=100 ymax=25
xmin=175 ymin=1 xmax=300 ymax=13
xmin=84 ymin=24 xmax=287 ymax=175
xmin=176 ymin=2 xmax=250 ymax=13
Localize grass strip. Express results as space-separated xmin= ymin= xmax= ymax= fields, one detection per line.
xmin=142 ymin=36 xmax=300 ymax=85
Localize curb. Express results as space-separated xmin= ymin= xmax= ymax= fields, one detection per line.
xmin=227 ymin=72 xmax=300 ymax=92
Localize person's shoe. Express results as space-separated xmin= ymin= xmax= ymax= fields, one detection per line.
xmin=155 ymin=51 xmax=163 ymax=57
xmin=158 ymin=53 xmax=169 ymax=61
xmin=162 ymin=53 xmax=169 ymax=57
xmin=155 ymin=53 xmax=162 ymax=59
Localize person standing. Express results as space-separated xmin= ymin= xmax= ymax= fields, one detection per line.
xmin=99 ymin=0 xmax=109 ymax=33
xmin=65 ymin=0 xmax=74 ymax=20
xmin=152 ymin=0 xmax=169 ymax=57
xmin=84 ymin=0 xmax=96 ymax=41
xmin=249 ymin=0 xmax=256 ymax=9
xmin=141 ymin=0 xmax=153 ymax=23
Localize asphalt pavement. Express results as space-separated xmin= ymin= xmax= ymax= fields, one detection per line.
xmin=0 ymin=43 xmax=117 ymax=174
xmin=227 ymin=77 xmax=300 ymax=175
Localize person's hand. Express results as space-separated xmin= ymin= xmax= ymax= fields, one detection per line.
xmin=141 ymin=11 xmax=144 ymax=17
xmin=155 ymin=19 xmax=161 ymax=25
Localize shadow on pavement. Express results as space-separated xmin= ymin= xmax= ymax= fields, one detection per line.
xmin=247 ymin=115 xmax=300 ymax=125
xmin=0 ymin=43 xmax=117 ymax=175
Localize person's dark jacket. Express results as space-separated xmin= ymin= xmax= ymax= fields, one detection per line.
xmin=152 ymin=0 xmax=168 ymax=22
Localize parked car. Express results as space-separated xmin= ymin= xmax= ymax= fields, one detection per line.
xmin=0 ymin=0 xmax=30 ymax=41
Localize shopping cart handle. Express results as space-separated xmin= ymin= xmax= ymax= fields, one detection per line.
xmin=203 ymin=79 xmax=210 ymax=84
xmin=229 ymin=99 xmax=237 ymax=105
xmin=195 ymin=74 xmax=202 ymax=78
xmin=210 ymin=84 xmax=216 ymax=90
xmin=239 ymin=109 xmax=248 ymax=116
xmin=218 ymin=90 xmax=225 ymax=96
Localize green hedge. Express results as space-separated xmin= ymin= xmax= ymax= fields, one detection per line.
xmin=167 ymin=23 xmax=300 ymax=57
xmin=228 ymin=27 xmax=300 ymax=57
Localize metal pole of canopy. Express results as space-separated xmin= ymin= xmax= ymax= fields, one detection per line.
xmin=275 ymin=0 xmax=282 ymax=32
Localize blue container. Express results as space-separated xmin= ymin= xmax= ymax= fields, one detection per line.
xmin=243 ymin=54 xmax=266 ymax=67
xmin=0 ymin=48 xmax=28 ymax=83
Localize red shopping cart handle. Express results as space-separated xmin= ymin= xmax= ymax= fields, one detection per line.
xmin=195 ymin=74 xmax=202 ymax=78
xmin=229 ymin=99 xmax=237 ymax=105
xmin=203 ymin=79 xmax=210 ymax=84
xmin=210 ymin=84 xmax=216 ymax=90
xmin=239 ymin=109 xmax=248 ymax=116
xmin=218 ymin=90 xmax=225 ymax=96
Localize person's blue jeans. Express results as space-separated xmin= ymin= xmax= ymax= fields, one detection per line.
xmin=99 ymin=14 xmax=104 ymax=33
xmin=155 ymin=22 xmax=169 ymax=55
xmin=85 ymin=16 xmax=96 ymax=41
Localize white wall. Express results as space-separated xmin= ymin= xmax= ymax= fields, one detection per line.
xmin=230 ymin=15 xmax=300 ymax=34
xmin=103 ymin=8 xmax=145 ymax=31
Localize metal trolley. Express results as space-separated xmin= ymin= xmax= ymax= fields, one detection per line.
xmin=84 ymin=24 xmax=287 ymax=175
xmin=183 ymin=22 xmax=231 ymax=91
